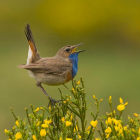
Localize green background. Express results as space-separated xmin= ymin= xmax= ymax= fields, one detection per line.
xmin=1 ymin=1 xmax=140 ymax=139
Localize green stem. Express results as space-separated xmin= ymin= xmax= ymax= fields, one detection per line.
xmin=109 ymin=102 xmax=115 ymax=118
xmin=118 ymin=111 xmax=123 ymax=120
xmin=10 ymin=107 xmax=18 ymax=120
xmin=80 ymin=77 xmax=85 ymax=89
xmin=66 ymin=105 xmax=80 ymax=117
xmin=97 ymin=129 xmax=104 ymax=140
xmin=63 ymin=84 xmax=71 ymax=92
xmin=25 ymin=108 xmax=31 ymax=126
xmin=99 ymin=118 xmax=107 ymax=140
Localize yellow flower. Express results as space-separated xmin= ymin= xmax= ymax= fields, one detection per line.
xmin=132 ymin=128 xmax=135 ymax=132
xmin=134 ymin=113 xmax=139 ymax=117
xmin=105 ymin=127 xmax=112 ymax=134
xmin=35 ymin=107 xmax=39 ymax=112
xmin=106 ymin=133 xmax=110 ymax=138
xmin=15 ymin=121 xmax=19 ymax=127
xmin=93 ymin=95 xmax=96 ymax=99
xmin=139 ymin=127 xmax=140 ymax=133
xmin=40 ymin=129 xmax=46 ymax=137
xmin=76 ymin=81 xmax=80 ymax=85
xmin=74 ymin=125 xmax=78 ymax=132
xmin=130 ymin=119 xmax=133 ymax=122
xmin=15 ymin=132 xmax=22 ymax=139
xmin=70 ymin=115 xmax=73 ymax=120
xmin=117 ymin=104 xmax=125 ymax=111
xmin=124 ymin=102 xmax=128 ymax=106
xmin=137 ymin=137 xmax=140 ymax=140
xmin=36 ymin=121 xmax=40 ymax=126
xmin=118 ymin=129 xmax=123 ymax=137
xmin=65 ymin=121 xmax=72 ymax=127
xmin=113 ymin=110 xmax=116 ymax=114
xmin=124 ymin=125 xmax=128 ymax=131
xmin=105 ymin=120 xmax=108 ymax=125
xmin=61 ymin=117 xmax=65 ymax=122
xmin=115 ymin=126 xmax=119 ymax=132
xmin=66 ymin=138 xmax=73 ymax=140
xmin=119 ymin=98 xmax=123 ymax=104
xmin=118 ymin=123 xmax=122 ymax=129
xmin=107 ymin=117 xmax=112 ymax=124
xmin=87 ymin=126 xmax=91 ymax=130
xmin=44 ymin=119 xmax=52 ymax=124
xmin=49 ymin=106 xmax=51 ymax=110
xmin=100 ymin=99 xmax=103 ymax=102
xmin=72 ymin=88 xmax=75 ymax=92
xmin=42 ymin=123 xmax=48 ymax=128
xmin=112 ymin=119 xmax=121 ymax=126
xmin=78 ymin=135 xmax=81 ymax=139
xmin=109 ymin=96 xmax=112 ymax=100
xmin=106 ymin=117 xmax=112 ymax=125
xmin=13 ymin=126 xmax=15 ymax=129
xmin=95 ymin=138 xmax=101 ymax=140
xmin=90 ymin=120 xmax=98 ymax=127
xmin=119 ymin=128 xmax=123 ymax=133
xmin=59 ymin=138 xmax=62 ymax=140
xmin=63 ymin=101 xmax=66 ymax=104
xmin=76 ymin=125 xmax=78 ymax=130
xmin=32 ymin=135 xmax=37 ymax=140
xmin=4 ymin=129 xmax=9 ymax=134
xmin=40 ymin=107 xmax=44 ymax=110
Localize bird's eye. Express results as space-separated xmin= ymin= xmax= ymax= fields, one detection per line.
xmin=65 ymin=48 xmax=70 ymax=52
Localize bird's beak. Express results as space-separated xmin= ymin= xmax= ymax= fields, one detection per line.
xmin=72 ymin=43 xmax=85 ymax=53
xmin=76 ymin=50 xmax=85 ymax=53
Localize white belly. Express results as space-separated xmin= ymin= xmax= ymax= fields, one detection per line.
xmin=28 ymin=70 xmax=66 ymax=86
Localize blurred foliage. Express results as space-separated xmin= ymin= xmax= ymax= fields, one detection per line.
xmin=1 ymin=0 xmax=140 ymax=43
xmin=1 ymin=0 xmax=140 ymax=139
xmin=5 ymin=79 xmax=140 ymax=140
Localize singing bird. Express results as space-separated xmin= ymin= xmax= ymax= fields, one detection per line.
xmin=18 ymin=24 xmax=85 ymax=105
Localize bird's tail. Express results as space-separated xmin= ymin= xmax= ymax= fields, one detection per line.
xmin=24 ymin=23 xmax=41 ymax=64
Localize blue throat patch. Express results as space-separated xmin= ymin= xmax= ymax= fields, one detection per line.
xmin=69 ymin=53 xmax=79 ymax=78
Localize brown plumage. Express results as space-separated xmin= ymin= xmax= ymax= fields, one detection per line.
xmin=18 ymin=24 xmax=84 ymax=105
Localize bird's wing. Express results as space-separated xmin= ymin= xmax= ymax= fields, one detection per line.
xmin=18 ymin=58 xmax=72 ymax=75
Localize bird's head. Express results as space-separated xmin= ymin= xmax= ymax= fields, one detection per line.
xmin=56 ymin=43 xmax=85 ymax=58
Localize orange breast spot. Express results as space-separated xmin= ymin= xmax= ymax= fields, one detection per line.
xmin=65 ymin=72 xmax=72 ymax=83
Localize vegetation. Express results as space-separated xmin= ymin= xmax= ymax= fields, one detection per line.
xmin=5 ymin=78 xmax=140 ymax=140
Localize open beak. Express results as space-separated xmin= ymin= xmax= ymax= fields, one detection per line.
xmin=76 ymin=50 xmax=85 ymax=53
xmin=72 ymin=43 xmax=85 ymax=53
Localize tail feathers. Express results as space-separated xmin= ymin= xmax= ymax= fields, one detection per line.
xmin=24 ymin=23 xmax=41 ymax=64
xmin=24 ymin=23 xmax=37 ymax=55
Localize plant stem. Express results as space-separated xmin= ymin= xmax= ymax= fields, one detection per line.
xmin=25 ymin=108 xmax=31 ymax=126
xmin=10 ymin=107 xmax=18 ymax=120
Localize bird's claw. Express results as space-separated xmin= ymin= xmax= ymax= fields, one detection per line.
xmin=48 ymin=98 xmax=62 ymax=107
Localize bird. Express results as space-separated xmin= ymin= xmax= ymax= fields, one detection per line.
xmin=18 ymin=23 xmax=85 ymax=105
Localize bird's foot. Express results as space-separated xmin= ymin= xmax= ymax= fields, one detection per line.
xmin=48 ymin=97 xmax=62 ymax=107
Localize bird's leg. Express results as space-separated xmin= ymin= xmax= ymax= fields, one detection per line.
xmin=36 ymin=81 xmax=61 ymax=106
xmin=36 ymin=81 xmax=50 ymax=97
